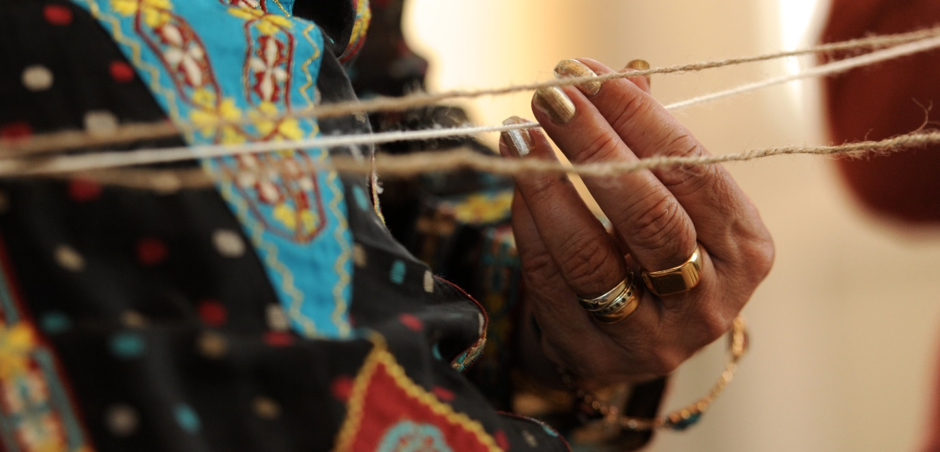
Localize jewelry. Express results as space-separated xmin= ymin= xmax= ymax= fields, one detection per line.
xmin=641 ymin=244 xmax=703 ymax=297
xmin=561 ymin=316 xmax=748 ymax=431
xmin=590 ymin=282 xmax=640 ymax=324
xmin=578 ymin=272 xmax=641 ymax=324
xmin=577 ymin=277 xmax=628 ymax=311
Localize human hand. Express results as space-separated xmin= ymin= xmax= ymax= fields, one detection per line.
xmin=499 ymin=58 xmax=774 ymax=385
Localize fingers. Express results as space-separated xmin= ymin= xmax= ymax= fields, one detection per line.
xmin=576 ymin=60 xmax=758 ymax=249
xmin=532 ymin=60 xmax=698 ymax=273
xmin=501 ymin=57 xmax=774 ymax=381
xmin=498 ymin=117 xmax=626 ymax=298
xmin=505 ymin=156 xmax=660 ymax=381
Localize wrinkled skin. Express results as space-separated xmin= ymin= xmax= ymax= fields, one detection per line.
xmin=500 ymin=59 xmax=774 ymax=387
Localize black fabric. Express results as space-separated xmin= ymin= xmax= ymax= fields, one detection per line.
xmin=0 ymin=0 xmax=570 ymax=450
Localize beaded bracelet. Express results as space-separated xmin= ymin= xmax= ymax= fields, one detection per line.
xmin=561 ymin=316 xmax=748 ymax=431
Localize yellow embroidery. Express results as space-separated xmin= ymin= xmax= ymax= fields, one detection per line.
xmin=227 ymin=6 xmax=293 ymax=34
xmin=334 ymin=339 xmax=502 ymax=452
xmin=0 ymin=323 xmax=36 ymax=380
xmin=450 ymin=192 xmax=513 ymax=224
xmin=111 ymin=0 xmax=172 ymax=27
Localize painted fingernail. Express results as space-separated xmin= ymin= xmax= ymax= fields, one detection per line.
xmin=533 ymin=86 xmax=576 ymax=124
xmin=500 ymin=116 xmax=534 ymax=157
xmin=625 ymin=59 xmax=651 ymax=88
xmin=553 ymin=59 xmax=602 ymax=96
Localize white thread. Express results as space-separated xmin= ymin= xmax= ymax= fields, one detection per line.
xmin=665 ymin=34 xmax=940 ymax=111
xmin=0 ymin=123 xmax=533 ymax=176
xmin=2 ymin=32 xmax=940 ymax=177
xmin=4 ymin=27 xmax=939 ymax=158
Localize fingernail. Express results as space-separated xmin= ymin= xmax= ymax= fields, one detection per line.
xmin=500 ymin=116 xmax=534 ymax=157
xmin=533 ymin=86 xmax=576 ymax=124
xmin=553 ymin=59 xmax=602 ymax=96
xmin=625 ymin=59 xmax=651 ymax=88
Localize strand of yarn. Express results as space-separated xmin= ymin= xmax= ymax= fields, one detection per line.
xmin=7 ymin=32 xmax=940 ymax=177
xmin=666 ymin=33 xmax=940 ymax=111
xmin=20 ymin=130 xmax=940 ymax=190
xmin=3 ymin=26 xmax=940 ymax=157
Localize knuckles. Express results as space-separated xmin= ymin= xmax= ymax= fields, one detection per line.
xmin=623 ymin=192 xmax=695 ymax=261
xmin=553 ymin=233 xmax=624 ymax=296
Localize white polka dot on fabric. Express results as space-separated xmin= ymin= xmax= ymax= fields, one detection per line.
xmin=423 ymin=270 xmax=434 ymax=293
xmin=197 ymin=331 xmax=228 ymax=359
xmin=21 ymin=65 xmax=53 ymax=91
xmin=83 ymin=110 xmax=118 ymax=137
xmin=150 ymin=173 xmax=182 ymax=195
xmin=212 ymin=229 xmax=245 ymax=258
xmin=352 ymin=244 xmax=367 ymax=268
xmin=265 ymin=304 xmax=290 ymax=332
xmin=121 ymin=310 xmax=147 ymax=328
xmin=522 ymin=430 xmax=539 ymax=448
xmin=106 ymin=404 xmax=139 ymax=436
xmin=252 ymin=396 xmax=280 ymax=420
xmin=54 ymin=245 xmax=85 ymax=272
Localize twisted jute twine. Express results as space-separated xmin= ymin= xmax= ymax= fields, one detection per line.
xmin=14 ymin=130 xmax=940 ymax=191
xmin=2 ymin=26 xmax=940 ymax=189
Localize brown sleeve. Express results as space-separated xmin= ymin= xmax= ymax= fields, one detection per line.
xmin=821 ymin=0 xmax=940 ymax=222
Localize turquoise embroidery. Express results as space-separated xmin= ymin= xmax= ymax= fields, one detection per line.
xmin=377 ymin=421 xmax=453 ymax=452
xmin=352 ymin=184 xmax=370 ymax=211
xmin=389 ymin=260 xmax=406 ymax=285
xmin=39 ymin=311 xmax=71 ymax=335
xmin=72 ymin=0 xmax=355 ymax=338
xmin=0 ymin=248 xmax=91 ymax=451
xmin=110 ymin=332 xmax=145 ymax=359
xmin=174 ymin=404 xmax=201 ymax=433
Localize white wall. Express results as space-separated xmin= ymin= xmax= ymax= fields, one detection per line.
xmin=406 ymin=2 xmax=940 ymax=451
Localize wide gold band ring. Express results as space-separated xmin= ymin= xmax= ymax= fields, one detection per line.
xmin=577 ymin=272 xmax=641 ymax=324
xmin=641 ymin=244 xmax=703 ymax=297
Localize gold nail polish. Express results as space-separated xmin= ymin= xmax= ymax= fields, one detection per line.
xmin=553 ymin=59 xmax=602 ymax=96
xmin=625 ymin=59 xmax=651 ymax=87
xmin=533 ymin=86 xmax=576 ymax=124
xmin=501 ymin=116 xmax=534 ymax=157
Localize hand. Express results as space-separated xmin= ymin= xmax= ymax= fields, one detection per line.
xmin=500 ymin=58 xmax=773 ymax=385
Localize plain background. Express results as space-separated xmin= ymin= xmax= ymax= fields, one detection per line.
xmin=404 ymin=1 xmax=940 ymax=451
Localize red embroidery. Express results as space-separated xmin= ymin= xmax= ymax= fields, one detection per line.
xmin=431 ymin=386 xmax=455 ymax=402
xmin=335 ymin=348 xmax=501 ymax=452
xmin=245 ymin=33 xmax=292 ymax=105
xmin=109 ymin=61 xmax=136 ymax=83
xmin=197 ymin=299 xmax=227 ymax=326
xmin=398 ymin=313 xmax=423 ymax=332
xmin=0 ymin=122 xmax=33 ymax=141
xmin=331 ymin=376 xmax=354 ymax=401
xmin=43 ymin=5 xmax=73 ymax=26
xmin=263 ymin=331 xmax=293 ymax=347
xmin=67 ymin=178 xmax=102 ymax=202
xmin=136 ymin=238 xmax=169 ymax=266
xmin=136 ymin=7 xmax=221 ymax=109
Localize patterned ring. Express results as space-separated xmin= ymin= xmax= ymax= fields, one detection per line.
xmin=577 ymin=276 xmax=629 ymax=312
xmin=586 ymin=275 xmax=641 ymax=324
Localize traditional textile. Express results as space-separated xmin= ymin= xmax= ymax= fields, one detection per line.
xmin=0 ymin=0 xmax=569 ymax=450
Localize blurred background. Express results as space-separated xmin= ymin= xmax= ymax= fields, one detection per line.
xmin=403 ymin=0 xmax=940 ymax=451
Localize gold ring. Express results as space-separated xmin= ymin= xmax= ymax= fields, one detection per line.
xmin=641 ymin=244 xmax=703 ymax=297
xmin=578 ymin=273 xmax=641 ymax=324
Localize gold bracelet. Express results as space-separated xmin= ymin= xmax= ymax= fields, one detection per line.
xmin=561 ymin=316 xmax=748 ymax=431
